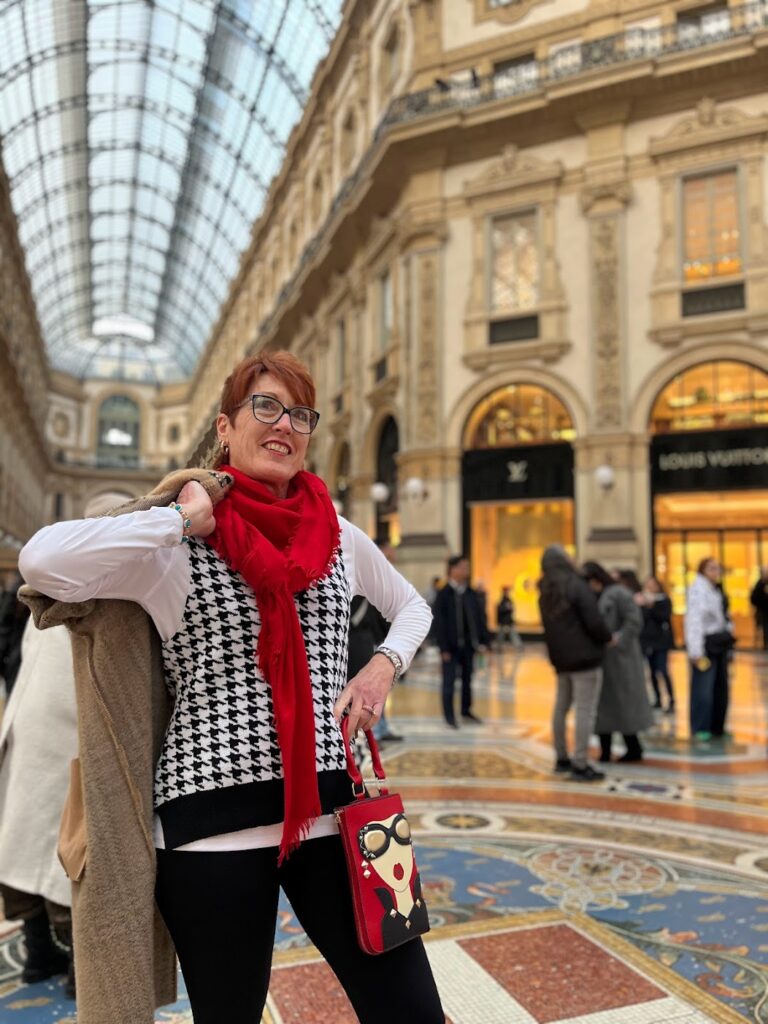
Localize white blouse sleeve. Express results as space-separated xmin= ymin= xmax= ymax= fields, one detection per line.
xmin=18 ymin=506 xmax=191 ymax=641
xmin=340 ymin=519 xmax=431 ymax=670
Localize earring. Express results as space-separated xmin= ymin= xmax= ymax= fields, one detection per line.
xmin=219 ymin=438 xmax=230 ymax=456
xmin=361 ymin=858 xmax=371 ymax=879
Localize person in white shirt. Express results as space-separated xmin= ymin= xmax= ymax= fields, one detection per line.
xmin=20 ymin=349 xmax=443 ymax=1024
xmin=684 ymin=558 xmax=733 ymax=741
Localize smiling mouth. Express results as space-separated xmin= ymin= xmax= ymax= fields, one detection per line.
xmin=393 ymin=863 xmax=405 ymax=881
xmin=262 ymin=442 xmax=292 ymax=456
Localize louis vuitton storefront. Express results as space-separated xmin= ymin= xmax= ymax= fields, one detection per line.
xmin=650 ymin=360 xmax=768 ymax=647
xmin=462 ymin=384 xmax=576 ymax=634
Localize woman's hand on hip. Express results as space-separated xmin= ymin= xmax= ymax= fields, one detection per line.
xmin=176 ymin=481 xmax=216 ymax=538
xmin=334 ymin=653 xmax=395 ymax=736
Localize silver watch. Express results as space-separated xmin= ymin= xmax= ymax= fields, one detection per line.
xmin=375 ymin=645 xmax=403 ymax=681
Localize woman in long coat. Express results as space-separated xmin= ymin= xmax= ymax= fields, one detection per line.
xmin=582 ymin=562 xmax=654 ymax=762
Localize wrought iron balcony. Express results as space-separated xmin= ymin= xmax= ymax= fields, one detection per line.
xmin=382 ymin=2 xmax=767 ymax=128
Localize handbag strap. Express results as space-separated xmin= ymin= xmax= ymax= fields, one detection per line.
xmin=341 ymin=716 xmax=388 ymax=799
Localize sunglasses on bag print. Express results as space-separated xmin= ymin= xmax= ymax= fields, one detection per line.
xmin=358 ymin=813 xmax=412 ymax=860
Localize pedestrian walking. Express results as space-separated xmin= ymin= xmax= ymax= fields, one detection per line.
xmin=433 ymin=556 xmax=490 ymax=727
xmin=685 ymin=558 xmax=734 ymax=741
xmin=496 ymin=586 xmax=523 ymax=652
xmin=638 ymin=576 xmax=675 ymax=712
xmin=538 ymin=546 xmax=612 ymax=782
xmin=582 ymin=563 xmax=654 ymax=763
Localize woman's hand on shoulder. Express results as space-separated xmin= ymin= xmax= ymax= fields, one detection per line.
xmin=334 ymin=653 xmax=395 ymax=737
xmin=176 ymin=481 xmax=216 ymax=538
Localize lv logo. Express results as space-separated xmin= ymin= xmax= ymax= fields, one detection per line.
xmin=507 ymin=460 xmax=528 ymax=484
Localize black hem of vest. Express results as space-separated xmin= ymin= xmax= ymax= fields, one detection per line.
xmin=156 ymin=769 xmax=352 ymax=849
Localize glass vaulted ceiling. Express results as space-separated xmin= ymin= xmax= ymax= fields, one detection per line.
xmin=0 ymin=0 xmax=343 ymax=382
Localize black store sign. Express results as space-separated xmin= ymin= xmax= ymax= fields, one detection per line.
xmin=463 ymin=443 xmax=574 ymax=502
xmin=651 ymin=429 xmax=768 ymax=494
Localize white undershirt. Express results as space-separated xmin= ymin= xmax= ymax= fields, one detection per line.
xmin=20 ymin=507 xmax=430 ymax=851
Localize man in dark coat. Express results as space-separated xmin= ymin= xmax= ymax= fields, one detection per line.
xmin=433 ymin=555 xmax=490 ymax=727
xmin=750 ymin=568 xmax=768 ymax=649
xmin=346 ymin=542 xmax=404 ymax=743
xmin=0 ymin=573 xmax=30 ymax=697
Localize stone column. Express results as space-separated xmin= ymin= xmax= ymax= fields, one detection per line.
xmin=579 ymin=176 xmax=643 ymax=567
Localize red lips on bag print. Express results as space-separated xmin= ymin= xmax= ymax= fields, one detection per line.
xmin=335 ymin=719 xmax=431 ymax=954
xmin=357 ymin=812 xmax=428 ymax=949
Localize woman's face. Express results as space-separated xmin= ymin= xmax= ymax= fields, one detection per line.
xmin=216 ymin=372 xmax=311 ymax=497
xmin=703 ymin=560 xmax=721 ymax=584
xmin=644 ymin=577 xmax=659 ymax=593
xmin=363 ymin=813 xmax=415 ymax=894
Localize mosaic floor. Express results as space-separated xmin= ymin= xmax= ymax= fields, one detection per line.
xmin=1 ymin=645 xmax=767 ymax=1022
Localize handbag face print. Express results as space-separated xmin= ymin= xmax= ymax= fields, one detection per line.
xmin=335 ymin=719 xmax=430 ymax=955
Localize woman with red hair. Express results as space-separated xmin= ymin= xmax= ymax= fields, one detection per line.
xmin=20 ymin=350 xmax=443 ymax=1023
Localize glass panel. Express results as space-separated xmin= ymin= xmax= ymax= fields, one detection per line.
xmin=465 ymin=384 xmax=576 ymax=448
xmin=491 ymin=210 xmax=539 ymax=311
xmin=470 ymin=500 xmax=575 ymax=633
xmin=683 ymin=170 xmax=740 ymax=282
xmin=650 ymin=360 xmax=768 ymax=433
xmin=0 ymin=0 xmax=345 ymax=381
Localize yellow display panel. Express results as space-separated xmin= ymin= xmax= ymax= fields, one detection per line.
xmin=654 ymin=490 xmax=768 ymax=647
xmin=469 ymin=499 xmax=575 ymax=632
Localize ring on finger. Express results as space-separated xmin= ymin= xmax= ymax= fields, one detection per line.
xmin=361 ymin=704 xmax=375 ymax=717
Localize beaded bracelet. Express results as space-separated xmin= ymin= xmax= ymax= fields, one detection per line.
xmin=169 ymin=501 xmax=193 ymax=543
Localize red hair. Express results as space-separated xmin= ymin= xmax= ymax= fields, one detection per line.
xmin=218 ymin=350 xmax=316 ymax=419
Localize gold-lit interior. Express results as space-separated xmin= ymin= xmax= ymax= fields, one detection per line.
xmin=470 ymin=500 xmax=575 ymax=632
xmin=650 ymin=360 xmax=768 ymax=434
xmin=683 ymin=171 xmax=741 ymax=283
xmin=654 ymin=491 xmax=768 ymax=647
xmin=464 ymin=384 xmax=576 ymax=449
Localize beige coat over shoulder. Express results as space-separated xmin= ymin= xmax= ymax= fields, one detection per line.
xmin=20 ymin=468 xmax=233 ymax=1024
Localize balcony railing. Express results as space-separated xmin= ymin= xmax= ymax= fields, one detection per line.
xmin=383 ymin=2 xmax=767 ymax=128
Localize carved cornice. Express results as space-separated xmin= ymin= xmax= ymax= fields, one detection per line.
xmin=396 ymin=215 xmax=449 ymax=252
xmin=462 ymin=338 xmax=571 ymax=371
xmin=464 ymin=145 xmax=564 ymax=201
xmin=365 ymin=374 xmax=400 ymax=409
xmin=580 ymin=180 xmax=632 ymax=216
xmin=650 ymin=98 xmax=768 ymax=160
xmin=473 ymin=0 xmax=552 ymax=28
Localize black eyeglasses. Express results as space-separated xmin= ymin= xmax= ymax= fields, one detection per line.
xmin=358 ymin=813 xmax=412 ymax=860
xmin=237 ymin=393 xmax=320 ymax=434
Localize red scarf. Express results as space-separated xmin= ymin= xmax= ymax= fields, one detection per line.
xmin=206 ymin=465 xmax=340 ymax=861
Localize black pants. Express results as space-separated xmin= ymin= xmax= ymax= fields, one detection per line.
xmin=647 ymin=649 xmax=674 ymax=706
xmin=441 ymin=648 xmax=474 ymax=724
xmin=711 ymin=652 xmax=730 ymax=736
xmin=155 ymin=835 xmax=444 ymax=1024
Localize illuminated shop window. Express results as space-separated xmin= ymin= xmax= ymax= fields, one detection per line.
xmin=464 ymin=384 xmax=575 ymax=449
xmin=650 ymin=360 xmax=768 ymax=434
xmin=682 ymin=171 xmax=741 ymax=283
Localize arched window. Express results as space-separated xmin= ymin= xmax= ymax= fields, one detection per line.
xmin=381 ymin=21 xmax=400 ymax=94
xmin=375 ymin=416 xmax=399 ymax=544
xmin=97 ymin=394 xmax=140 ymax=467
xmin=649 ymin=360 xmax=768 ymax=434
xmin=464 ymin=383 xmax=575 ymax=449
xmin=311 ymin=172 xmax=324 ymax=226
xmin=340 ymin=110 xmax=356 ymax=172
xmin=333 ymin=442 xmax=351 ymax=519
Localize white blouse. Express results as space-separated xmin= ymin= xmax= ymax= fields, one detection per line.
xmin=19 ymin=506 xmax=429 ymax=669
xmin=20 ymin=506 xmax=430 ymax=853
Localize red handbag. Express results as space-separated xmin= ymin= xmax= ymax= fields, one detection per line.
xmin=334 ymin=717 xmax=430 ymax=955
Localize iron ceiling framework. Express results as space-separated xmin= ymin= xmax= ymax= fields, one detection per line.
xmin=0 ymin=0 xmax=343 ymax=382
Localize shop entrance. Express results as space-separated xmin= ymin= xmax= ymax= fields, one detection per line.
xmin=469 ymin=498 xmax=575 ymax=633
xmin=654 ymin=491 xmax=768 ymax=647
xmin=462 ymin=383 xmax=576 ymax=634
xmin=649 ymin=360 xmax=768 ymax=649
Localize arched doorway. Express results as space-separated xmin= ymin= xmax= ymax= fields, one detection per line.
xmin=332 ymin=442 xmax=351 ymax=519
xmin=376 ymin=416 xmax=399 ymax=545
xmin=650 ymin=359 xmax=768 ymax=646
xmin=462 ymin=383 xmax=576 ymax=634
